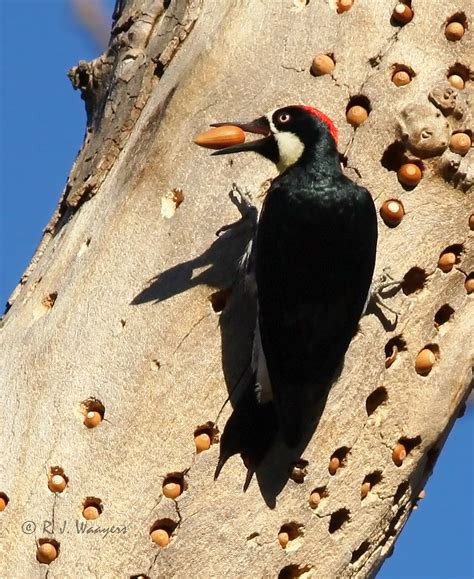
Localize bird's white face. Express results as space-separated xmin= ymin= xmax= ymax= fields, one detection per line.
xmin=266 ymin=109 xmax=308 ymax=173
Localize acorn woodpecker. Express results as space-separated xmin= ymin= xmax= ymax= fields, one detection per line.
xmin=211 ymin=105 xmax=378 ymax=482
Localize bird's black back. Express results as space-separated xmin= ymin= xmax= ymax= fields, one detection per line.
xmin=255 ymin=157 xmax=377 ymax=446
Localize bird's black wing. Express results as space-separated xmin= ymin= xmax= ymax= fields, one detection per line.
xmin=255 ymin=173 xmax=377 ymax=446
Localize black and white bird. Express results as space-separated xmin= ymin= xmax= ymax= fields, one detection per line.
xmin=209 ymin=105 xmax=377 ymax=484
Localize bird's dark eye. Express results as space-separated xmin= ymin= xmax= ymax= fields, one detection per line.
xmin=278 ymin=113 xmax=291 ymax=123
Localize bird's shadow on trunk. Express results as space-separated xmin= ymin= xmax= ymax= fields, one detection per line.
xmin=131 ymin=190 xmax=324 ymax=508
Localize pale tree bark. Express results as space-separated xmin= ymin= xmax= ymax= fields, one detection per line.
xmin=1 ymin=0 xmax=473 ymax=577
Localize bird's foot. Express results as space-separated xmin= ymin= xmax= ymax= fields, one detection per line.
xmin=216 ymin=183 xmax=258 ymax=236
xmin=369 ymin=268 xmax=403 ymax=320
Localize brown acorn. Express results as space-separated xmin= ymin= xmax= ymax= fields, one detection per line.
xmin=194 ymin=126 xmax=245 ymax=150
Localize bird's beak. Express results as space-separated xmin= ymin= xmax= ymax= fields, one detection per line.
xmin=210 ymin=116 xmax=272 ymax=156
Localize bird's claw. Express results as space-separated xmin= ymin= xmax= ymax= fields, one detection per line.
xmin=216 ymin=183 xmax=257 ymax=236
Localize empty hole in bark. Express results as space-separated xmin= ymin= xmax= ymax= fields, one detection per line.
xmin=41 ymin=292 xmax=58 ymax=310
xmin=162 ymin=472 xmax=187 ymax=498
xmin=366 ymin=387 xmax=388 ymax=416
xmin=289 ymin=459 xmax=309 ymax=483
xmin=278 ymin=522 xmax=304 ymax=550
xmin=393 ymin=480 xmax=410 ymax=504
xmin=447 ymin=12 xmax=468 ymax=28
xmin=154 ymin=60 xmax=165 ymax=78
xmin=328 ymin=508 xmax=350 ymax=533
xmin=424 ymin=446 xmax=440 ymax=475
xmin=246 ymin=531 xmax=260 ymax=541
xmin=384 ymin=335 xmax=407 ymax=368
xmin=0 ymin=492 xmax=9 ymax=511
xmin=351 ymin=540 xmax=370 ymax=563
xmin=278 ymin=564 xmax=313 ymax=579
xmin=209 ymin=288 xmax=232 ymax=313
xmin=36 ymin=538 xmax=60 ymax=564
xmin=151 ymin=359 xmax=161 ymax=371
xmin=163 ymin=0 xmax=171 ymax=8
xmin=346 ymin=94 xmax=371 ymax=114
xmin=381 ymin=141 xmax=406 ymax=172
xmin=447 ymin=62 xmax=470 ymax=82
xmin=309 ymin=486 xmax=328 ymax=509
xmin=80 ymin=398 xmax=105 ymax=420
xmin=434 ymin=304 xmax=454 ymax=328
xmin=402 ymin=267 xmax=427 ymax=295
xmin=82 ymin=497 xmax=103 ymax=519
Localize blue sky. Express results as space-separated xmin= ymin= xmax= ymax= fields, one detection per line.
xmin=0 ymin=2 xmax=472 ymax=577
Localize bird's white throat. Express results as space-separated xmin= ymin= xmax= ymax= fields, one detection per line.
xmin=275 ymin=132 xmax=305 ymax=173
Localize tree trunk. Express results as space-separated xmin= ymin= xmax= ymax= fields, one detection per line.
xmin=1 ymin=0 xmax=472 ymax=576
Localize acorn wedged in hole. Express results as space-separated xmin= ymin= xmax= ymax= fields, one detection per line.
xmin=37 ymin=542 xmax=58 ymax=564
xmin=346 ymin=105 xmax=368 ymax=127
xmin=448 ymin=74 xmax=464 ymax=90
xmin=449 ymin=133 xmax=471 ymax=155
xmin=311 ymin=54 xmax=335 ymax=76
xmin=392 ymin=3 xmax=413 ymax=24
xmin=415 ymin=349 xmax=436 ymax=376
xmin=445 ymin=22 xmax=465 ymax=41
xmin=398 ymin=163 xmax=421 ymax=186
xmin=438 ymin=252 xmax=456 ymax=273
xmin=380 ymin=199 xmax=404 ymax=227
xmin=194 ymin=126 xmax=246 ymax=150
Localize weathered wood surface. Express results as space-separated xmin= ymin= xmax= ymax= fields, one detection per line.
xmin=1 ymin=0 xmax=472 ymax=577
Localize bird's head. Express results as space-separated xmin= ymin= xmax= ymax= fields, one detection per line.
xmin=211 ymin=105 xmax=338 ymax=173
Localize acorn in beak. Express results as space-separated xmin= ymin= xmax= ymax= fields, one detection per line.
xmin=193 ymin=116 xmax=273 ymax=156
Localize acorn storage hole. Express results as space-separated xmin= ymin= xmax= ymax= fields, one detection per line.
xmin=328 ymin=446 xmax=350 ymax=475
xmin=328 ymin=508 xmax=350 ymax=533
xmin=445 ymin=13 xmax=467 ymax=41
xmin=194 ymin=422 xmax=218 ymax=453
xmin=82 ymin=497 xmax=103 ymax=520
xmin=434 ymin=304 xmax=454 ymax=328
xmin=150 ymin=519 xmax=178 ymax=547
xmin=209 ymin=288 xmax=232 ymax=313
xmin=361 ymin=471 xmax=383 ymax=499
xmin=392 ymin=435 xmax=422 ymax=466
xmin=41 ymin=292 xmax=58 ymax=310
xmin=309 ymin=486 xmax=328 ymax=509
xmin=278 ymin=564 xmax=313 ymax=579
xmin=0 ymin=492 xmax=9 ymax=511
xmin=465 ymin=273 xmax=474 ymax=294
xmin=278 ymin=522 xmax=304 ymax=550
xmin=310 ymin=53 xmax=335 ymax=76
xmin=437 ymin=244 xmax=463 ymax=273
xmin=391 ymin=64 xmax=415 ymax=86
xmin=346 ymin=95 xmax=371 ymax=127
xmin=381 ymin=141 xmax=406 ymax=172
xmin=351 ymin=540 xmax=370 ymax=563
xmin=47 ymin=467 xmax=68 ymax=493
xmin=366 ymin=387 xmax=388 ymax=416
xmin=402 ymin=267 xmax=427 ymax=295
xmin=289 ymin=459 xmax=309 ymax=483
xmin=36 ymin=538 xmax=60 ymax=564
xmin=80 ymin=397 xmax=105 ymax=428
xmin=447 ymin=63 xmax=470 ymax=85
xmin=162 ymin=472 xmax=186 ymax=499
xmin=393 ymin=480 xmax=410 ymax=504
xmin=415 ymin=344 xmax=439 ymax=376
xmin=384 ymin=335 xmax=407 ymax=368
xmin=391 ymin=2 xmax=413 ymax=26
